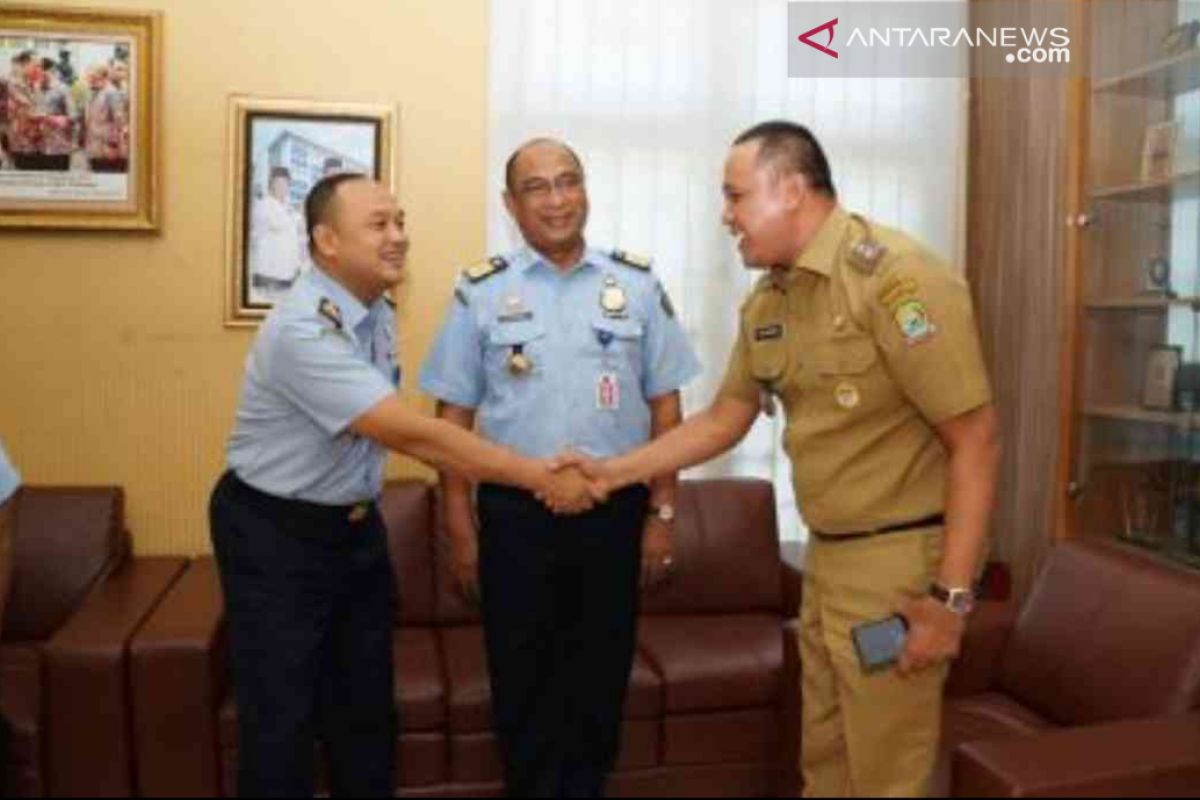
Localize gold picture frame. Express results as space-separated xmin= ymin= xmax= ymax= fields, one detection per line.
xmin=0 ymin=4 xmax=161 ymax=230
xmin=224 ymin=96 xmax=396 ymax=328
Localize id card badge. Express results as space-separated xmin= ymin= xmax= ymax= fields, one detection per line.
xmin=596 ymin=372 xmax=620 ymax=411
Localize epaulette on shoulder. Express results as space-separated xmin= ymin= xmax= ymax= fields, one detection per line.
xmin=610 ymin=249 xmax=652 ymax=271
xmin=846 ymin=214 xmax=889 ymax=277
xmin=464 ymin=255 xmax=509 ymax=283
xmin=318 ymin=297 xmax=344 ymax=330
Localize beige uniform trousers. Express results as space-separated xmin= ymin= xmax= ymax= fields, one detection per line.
xmin=799 ymin=525 xmax=947 ymax=798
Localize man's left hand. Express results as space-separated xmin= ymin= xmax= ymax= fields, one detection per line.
xmin=640 ymin=517 xmax=674 ymax=590
xmin=896 ymin=595 xmax=965 ymax=677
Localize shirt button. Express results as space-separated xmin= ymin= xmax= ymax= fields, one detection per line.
xmin=833 ymin=315 xmax=846 ymax=330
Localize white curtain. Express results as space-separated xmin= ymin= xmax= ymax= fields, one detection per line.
xmin=487 ymin=0 xmax=968 ymax=543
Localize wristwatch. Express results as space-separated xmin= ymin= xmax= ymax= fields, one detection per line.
xmin=928 ymin=582 xmax=975 ymax=616
xmin=648 ymin=503 xmax=676 ymax=524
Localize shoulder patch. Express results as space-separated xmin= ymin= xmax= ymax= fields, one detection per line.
xmin=318 ymin=297 xmax=343 ymax=330
xmin=464 ymin=255 xmax=509 ymax=283
xmin=611 ymin=249 xmax=652 ymax=271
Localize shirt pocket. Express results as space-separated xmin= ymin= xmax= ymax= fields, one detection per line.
xmin=589 ymin=317 xmax=645 ymax=379
xmin=484 ymin=321 xmax=548 ymax=385
xmin=809 ymin=336 xmax=881 ymax=413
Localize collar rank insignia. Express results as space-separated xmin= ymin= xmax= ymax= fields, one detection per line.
xmin=465 ymin=255 xmax=510 ymax=283
xmin=318 ymin=298 xmax=344 ymax=330
xmin=611 ymin=249 xmax=652 ymax=271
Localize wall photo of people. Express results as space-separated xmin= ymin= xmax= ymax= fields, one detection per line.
xmin=0 ymin=35 xmax=132 ymax=200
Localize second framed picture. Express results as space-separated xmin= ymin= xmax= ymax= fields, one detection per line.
xmin=225 ymin=96 xmax=396 ymax=327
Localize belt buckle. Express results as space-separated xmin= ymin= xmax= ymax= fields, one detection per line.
xmin=347 ymin=502 xmax=370 ymax=523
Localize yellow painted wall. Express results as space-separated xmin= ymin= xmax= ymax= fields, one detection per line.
xmin=0 ymin=0 xmax=488 ymax=554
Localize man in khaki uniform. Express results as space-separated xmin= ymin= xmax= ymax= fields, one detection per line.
xmin=559 ymin=121 xmax=1000 ymax=796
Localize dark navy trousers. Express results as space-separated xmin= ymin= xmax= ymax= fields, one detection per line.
xmin=209 ymin=471 xmax=396 ymax=798
xmin=477 ymin=483 xmax=649 ymax=799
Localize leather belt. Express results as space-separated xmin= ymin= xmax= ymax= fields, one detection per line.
xmin=811 ymin=513 xmax=945 ymax=543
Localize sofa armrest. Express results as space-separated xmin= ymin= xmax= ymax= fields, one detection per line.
xmin=952 ymin=713 xmax=1200 ymax=797
xmin=777 ymin=617 xmax=803 ymax=797
xmin=42 ymin=555 xmax=189 ymax=796
xmin=130 ymin=556 xmax=227 ymax=798
xmin=945 ymin=600 xmax=1016 ymax=698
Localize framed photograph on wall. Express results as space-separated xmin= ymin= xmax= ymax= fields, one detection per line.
xmin=1143 ymin=345 xmax=1183 ymax=410
xmin=225 ymin=96 xmax=395 ymax=327
xmin=0 ymin=5 xmax=161 ymax=230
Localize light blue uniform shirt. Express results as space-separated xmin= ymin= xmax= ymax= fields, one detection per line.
xmin=420 ymin=246 xmax=701 ymax=459
xmin=0 ymin=440 xmax=20 ymax=504
xmin=227 ymin=267 xmax=400 ymax=504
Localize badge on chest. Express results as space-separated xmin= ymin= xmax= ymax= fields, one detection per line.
xmin=596 ymin=372 xmax=620 ymax=411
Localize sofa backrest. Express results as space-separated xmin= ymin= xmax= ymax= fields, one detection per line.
xmin=379 ymin=481 xmax=438 ymax=626
xmin=998 ymin=538 xmax=1200 ymax=725
xmin=2 ymin=487 xmax=127 ymax=643
xmin=641 ymin=478 xmax=783 ymax=616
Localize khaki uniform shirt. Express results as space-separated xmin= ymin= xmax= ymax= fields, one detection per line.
xmin=719 ymin=206 xmax=991 ymax=534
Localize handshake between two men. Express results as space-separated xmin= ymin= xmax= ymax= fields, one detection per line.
xmin=531 ymin=448 xmax=630 ymax=515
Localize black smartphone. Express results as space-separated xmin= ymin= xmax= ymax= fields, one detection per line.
xmin=851 ymin=614 xmax=909 ymax=673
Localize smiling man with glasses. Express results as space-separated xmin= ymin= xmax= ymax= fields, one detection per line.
xmin=420 ymin=138 xmax=700 ymax=797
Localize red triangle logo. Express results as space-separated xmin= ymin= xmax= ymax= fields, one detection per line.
xmin=799 ymin=17 xmax=839 ymax=59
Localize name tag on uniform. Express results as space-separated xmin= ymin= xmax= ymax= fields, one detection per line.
xmin=755 ymin=324 xmax=784 ymax=342
xmin=597 ymin=372 xmax=620 ymax=411
xmin=498 ymin=311 xmax=534 ymax=323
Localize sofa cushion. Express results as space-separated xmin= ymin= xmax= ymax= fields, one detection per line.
xmin=662 ymin=709 xmax=778 ymax=766
xmin=396 ymin=628 xmax=446 ymax=732
xmin=638 ymin=614 xmax=782 ymax=714
xmin=3 ymin=487 xmax=124 ymax=642
xmin=999 ymin=539 xmax=1200 ymax=725
xmin=380 ymin=482 xmax=438 ymax=626
xmin=440 ymin=625 xmax=664 ymax=734
xmin=641 ymin=480 xmax=783 ymax=617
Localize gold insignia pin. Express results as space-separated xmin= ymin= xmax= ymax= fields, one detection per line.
xmin=601 ymin=277 xmax=628 ymax=315
xmin=509 ymin=351 xmax=533 ymax=375
xmin=835 ymin=382 xmax=861 ymax=410
xmin=348 ymin=503 xmax=369 ymax=523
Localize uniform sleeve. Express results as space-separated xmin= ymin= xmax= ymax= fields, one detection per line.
xmin=717 ymin=316 xmax=761 ymax=404
xmin=868 ymin=255 xmax=992 ymax=424
xmin=641 ymin=282 xmax=702 ymax=398
xmin=265 ymin=322 xmax=396 ymax=436
xmin=0 ymin=441 xmax=21 ymax=504
xmin=418 ymin=286 xmax=485 ymax=408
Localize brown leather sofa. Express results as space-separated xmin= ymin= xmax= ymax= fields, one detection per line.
xmin=0 ymin=487 xmax=188 ymax=797
xmin=939 ymin=537 xmax=1200 ymax=796
xmin=131 ymin=478 xmax=802 ymax=797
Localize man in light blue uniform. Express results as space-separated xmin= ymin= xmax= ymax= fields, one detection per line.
xmin=0 ymin=439 xmax=19 ymax=628
xmin=421 ymin=138 xmax=701 ymax=797
xmin=211 ymin=173 xmax=597 ymax=799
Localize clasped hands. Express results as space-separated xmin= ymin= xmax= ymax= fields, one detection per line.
xmin=532 ymin=448 xmax=616 ymax=514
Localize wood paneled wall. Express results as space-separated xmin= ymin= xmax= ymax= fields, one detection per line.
xmin=967 ymin=0 xmax=1077 ymax=600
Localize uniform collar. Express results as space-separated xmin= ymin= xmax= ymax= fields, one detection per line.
xmin=519 ymin=244 xmax=600 ymax=275
xmin=309 ymin=267 xmax=385 ymax=333
xmin=791 ymin=205 xmax=851 ymax=278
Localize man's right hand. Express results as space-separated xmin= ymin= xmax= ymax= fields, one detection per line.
xmin=446 ymin=526 xmax=481 ymax=605
xmin=535 ymin=464 xmax=600 ymax=514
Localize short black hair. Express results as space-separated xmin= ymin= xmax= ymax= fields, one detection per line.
xmin=733 ymin=121 xmax=836 ymax=198
xmin=504 ymin=138 xmax=585 ymax=193
xmin=269 ymin=166 xmax=291 ymax=182
xmin=13 ymin=50 xmax=34 ymax=65
xmin=305 ymin=172 xmax=369 ymax=254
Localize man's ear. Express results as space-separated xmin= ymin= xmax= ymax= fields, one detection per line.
xmin=780 ymin=172 xmax=809 ymax=211
xmin=502 ymin=189 xmax=518 ymax=219
xmin=312 ymin=223 xmax=337 ymax=262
